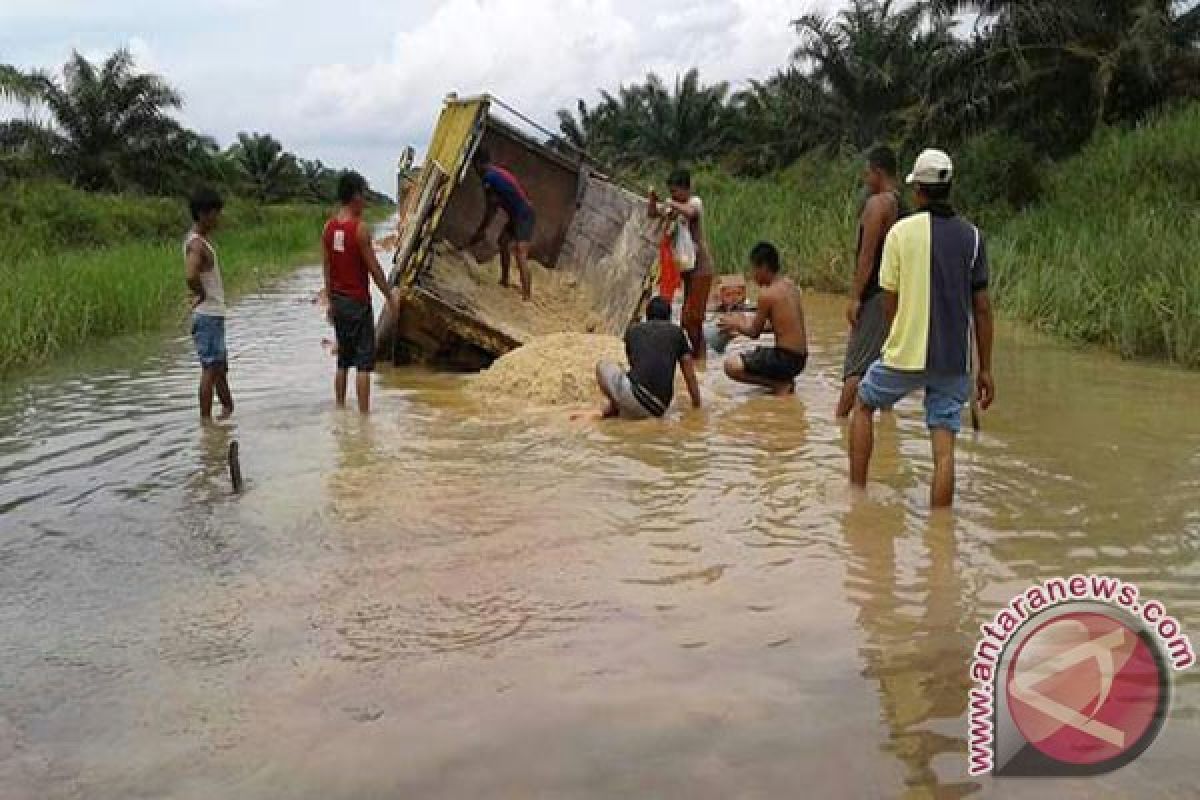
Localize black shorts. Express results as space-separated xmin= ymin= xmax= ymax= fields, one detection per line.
xmin=503 ymin=209 xmax=536 ymax=244
xmin=331 ymin=293 xmax=375 ymax=371
xmin=742 ymin=346 xmax=807 ymax=382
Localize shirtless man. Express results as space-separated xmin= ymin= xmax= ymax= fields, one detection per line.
xmin=719 ymin=241 xmax=809 ymax=395
xmin=837 ymin=146 xmax=904 ymax=417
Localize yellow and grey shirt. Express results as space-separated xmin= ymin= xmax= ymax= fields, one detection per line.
xmin=878 ymin=205 xmax=988 ymax=373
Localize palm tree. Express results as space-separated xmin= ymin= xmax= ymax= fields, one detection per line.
xmin=125 ymin=129 xmax=236 ymax=195
xmin=298 ymin=158 xmax=337 ymax=202
xmin=636 ymin=70 xmax=732 ymax=166
xmin=3 ymin=49 xmax=184 ymax=190
xmin=556 ymin=69 xmax=732 ymax=170
xmin=788 ymin=0 xmax=958 ymax=150
xmin=557 ymin=85 xmax=650 ymax=168
xmin=228 ymin=132 xmax=301 ymax=202
xmin=0 ymin=64 xmax=44 ymax=105
xmin=727 ymin=70 xmax=835 ymax=174
xmin=935 ymin=0 xmax=1200 ymax=149
xmin=556 ymin=99 xmax=600 ymax=151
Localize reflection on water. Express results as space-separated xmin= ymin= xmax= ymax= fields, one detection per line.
xmin=1 ymin=266 xmax=1198 ymax=799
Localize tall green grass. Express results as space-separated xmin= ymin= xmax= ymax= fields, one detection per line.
xmin=0 ymin=183 xmax=328 ymax=373
xmin=0 ymin=181 xmax=186 ymax=251
xmin=701 ymin=159 xmax=861 ymax=290
xmin=700 ymin=102 xmax=1200 ymax=367
xmin=991 ymin=104 xmax=1200 ymax=367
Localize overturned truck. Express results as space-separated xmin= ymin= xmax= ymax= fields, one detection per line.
xmin=377 ymin=95 xmax=659 ymax=370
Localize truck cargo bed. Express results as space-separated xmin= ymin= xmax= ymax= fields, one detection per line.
xmin=379 ymin=96 xmax=659 ymax=370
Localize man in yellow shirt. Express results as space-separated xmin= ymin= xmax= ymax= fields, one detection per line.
xmin=848 ymin=149 xmax=995 ymax=507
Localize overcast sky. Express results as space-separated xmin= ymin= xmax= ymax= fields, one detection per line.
xmin=1 ymin=0 xmax=844 ymax=195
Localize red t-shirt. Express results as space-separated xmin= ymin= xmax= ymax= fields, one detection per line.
xmin=322 ymin=216 xmax=369 ymax=303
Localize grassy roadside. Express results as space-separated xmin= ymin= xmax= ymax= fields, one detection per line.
xmin=701 ymin=103 xmax=1200 ymax=368
xmin=0 ymin=183 xmax=329 ymax=373
xmin=990 ymin=106 xmax=1200 ymax=367
xmin=701 ymin=160 xmax=861 ymax=292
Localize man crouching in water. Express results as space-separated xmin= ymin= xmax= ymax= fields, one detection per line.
xmin=719 ymin=241 xmax=808 ymax=395
xmin=584 ymin=297 xmax=702 ymax=420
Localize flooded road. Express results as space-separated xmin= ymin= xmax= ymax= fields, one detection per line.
xmin=1 ymin=264 xmax=1198 ymax=799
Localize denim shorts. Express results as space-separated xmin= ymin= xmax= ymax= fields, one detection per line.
xmin=857 ymin=360 xmax=970 ymax=432
xmin=191 ymin=313 xmax=227 ymax=368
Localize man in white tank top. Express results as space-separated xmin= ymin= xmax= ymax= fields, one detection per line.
xmin=184 ymin=187 xmax=234 ymax=420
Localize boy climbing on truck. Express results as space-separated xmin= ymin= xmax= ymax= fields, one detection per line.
xmin=648 ymin=169 xmax=713 ymax=359
xmin=468 ymin=147 xmax=536 ymax=301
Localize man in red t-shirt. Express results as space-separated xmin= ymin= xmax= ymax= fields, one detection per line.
xmin=322 ymin=171 xmax=395 ymax=413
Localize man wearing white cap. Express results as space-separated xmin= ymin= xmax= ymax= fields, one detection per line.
xmin=848 ymin=148 xmax=996 ymax=507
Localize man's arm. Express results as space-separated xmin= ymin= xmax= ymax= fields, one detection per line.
xmin=721 ymin=291 xmax=772 ymax=338
xmin=881 ymin=290 xmax=898 ymax=328
xmin=973 ymin=289 xmax=995 ymax=409
xmin=470 ymin=190 xmax=499 ymax=244
xmin=848 ymin=196 xmax=888 ymax=324
xmin=356 ymin=222 xmax=394 ymax=302
xmin=666 ymin=198 xmax=699 ymax=220
xmin=185 ymin=239 xmax=207 ymax=307
xmin=320 ymin=229 xmax=334 ymax=322
xmin=680 ymin=353 xmax=702 ymax=409
xmin=969 ymin=229 xmax=993 ymax=409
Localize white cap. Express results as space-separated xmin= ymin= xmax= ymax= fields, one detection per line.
xmin=906 ymin=148 xmax=954 ymax=185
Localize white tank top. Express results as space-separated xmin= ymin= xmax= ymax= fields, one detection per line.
xmin=184 ymin=232 xmax=226 ymax=317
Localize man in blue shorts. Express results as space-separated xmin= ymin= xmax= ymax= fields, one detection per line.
xmin=183 ymin=187 xmax=233 ymax=421
xmin=849 ymin=149 xmax=995 ymax=507
xmin=468 ymin=147 xmax=536 ymax=301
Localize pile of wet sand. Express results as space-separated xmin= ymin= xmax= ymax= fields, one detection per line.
xmin=469 ymin=332 xmax=625 ymax=407
xmin=427 ymin=249 xmax=605 ymax=343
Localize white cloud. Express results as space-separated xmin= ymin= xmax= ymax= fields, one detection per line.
xmin=76 ymin=35 xmax=159 ymax=75
xmin=290 ymin=0 xmax=827 ymax=180
xmin=293 ymin=0 xmax=642 ymax=150
xmin=5 ymin=0 xmax=848 ymax=193
xmin=126 ymin=37 xmax=159 ymax=73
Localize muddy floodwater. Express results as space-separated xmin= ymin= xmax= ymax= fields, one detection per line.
xmin=1 ymin=264 xmax=1198 ymax=799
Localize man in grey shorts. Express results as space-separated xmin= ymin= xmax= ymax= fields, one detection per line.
xmin=591 ymin=297 xmax=702 ymax=420
xmin=838 ymin=146 xmax=904 ymax=417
